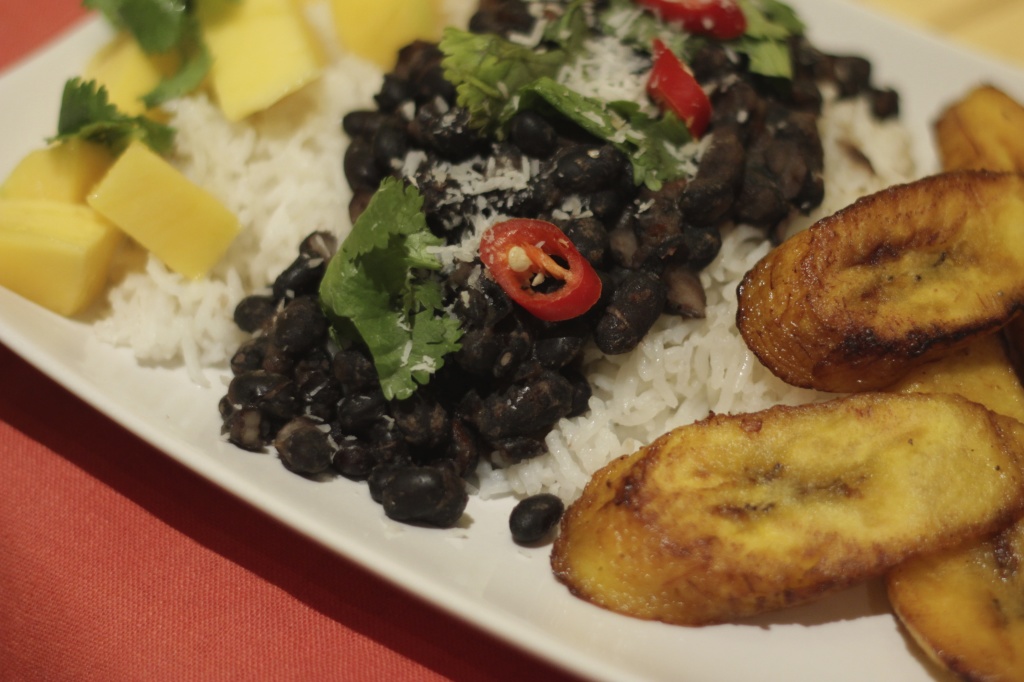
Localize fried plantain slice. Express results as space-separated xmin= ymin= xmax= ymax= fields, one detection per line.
xmin=888 ymin=333 xmax=1024 ymax=424
xmin=736 ymin=170 xmax=1024 ymax=393
xmin=885 ymin=316 xmax=1024 ymax=681
xmin=887 ymin=522 xmax=1024 ymax=682
xmin=936 ymin=85 xmax=1024 ymax=173
xmin=551 ymin=392 xmax=1024 ymax=626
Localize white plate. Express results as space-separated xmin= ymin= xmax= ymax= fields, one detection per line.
xmin=3 ymin=3 xmax=1023 ymax=681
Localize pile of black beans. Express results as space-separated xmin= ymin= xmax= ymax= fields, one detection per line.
xmin=220 ymin=0 xmax=900 ymax=538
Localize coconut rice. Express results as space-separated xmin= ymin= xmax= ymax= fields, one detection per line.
xmin=90 ymin=0 xmax=916 ymax=503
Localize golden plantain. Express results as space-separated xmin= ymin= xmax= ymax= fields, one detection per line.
xmin=886 ymin=335 xmax=1024 ymax=682
xmin=551 ymin=392 xmax=1024 ymax=626
xmin=880 ymin=87 xmax=1024 ymax=682
xmin=936 ymin=85 xmax=1024 ymax=173
xmin=736 ymin=170 xmax=1024 ymax=393
xmin=888 ymin=333 xmax=1024 ymax=424
xmin=887 ymin=522 xmax=1024 ymax=682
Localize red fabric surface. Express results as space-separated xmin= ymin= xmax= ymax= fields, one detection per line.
xmin=0 ymin=3 xmax=583 ymax=680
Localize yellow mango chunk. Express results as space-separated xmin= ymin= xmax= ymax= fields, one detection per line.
xmin=84 ymin=32 xmax=177 ymax=118
xmin=195 ymin=0 xmax=324 ymax=121
xmin=0 ymin=200 xmax=122 ymax=316
xmin=87 ymin=141 xmax=239 ymax=279
xmin=331 ymin=0 xmax=441 ymax=68
xmin=0 ymin=140 xmax=114 ymax=204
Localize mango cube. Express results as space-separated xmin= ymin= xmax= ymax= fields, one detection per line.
xmin=331 ymin=0 xmax=441 ymax=68
xmin=87 ymin=141 xmax=239 ymax=279
xmin=0 ymin=140 xmax=114 ymax=204
xmin=84 ymin=32 xmax=176 ymax=118
xmin=0 ymin=200 xmax=123 ymax=316
xmin=195 ymin=0 xmax=324 ymax=121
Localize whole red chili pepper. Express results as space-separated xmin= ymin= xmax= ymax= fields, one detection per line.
xmin=634 ymin=0 xmax=747 ymax=41
xmin=647 ymin=38 xmax=712 ymax=137
xmin=479 ymin=219 xmax=603 ymax=322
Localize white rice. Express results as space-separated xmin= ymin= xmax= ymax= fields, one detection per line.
xmin=90 ymin=1 xmax=917 ymax=501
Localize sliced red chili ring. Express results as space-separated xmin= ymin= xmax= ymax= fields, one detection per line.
xmin=478 ymin=219 xmax=603 ymax=323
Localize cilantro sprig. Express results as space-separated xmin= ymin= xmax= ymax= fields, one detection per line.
xmin=504 ymin=77 xmax=694 ymax=189
xmin=319 ymin=179 xmax=462 ymax=401
xmin=84 ymin=0 xmax=224 ymax=107
xmin=49 ymin=77 xmax=175 ymax=154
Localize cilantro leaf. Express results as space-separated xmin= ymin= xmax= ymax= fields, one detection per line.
xmin=731 ymin=0 xmax=805 ymax=78
xmin=501 ymin=77 xmax=693 ymax=190
xmin=49 ymin=77 xmax=175 ymax=154
xmin=440 ymin=28 xmax=566 ymax=134
xmin=140 ymin=18 xmax=212 ymax=108
xmin=319 ymin=179 xmax=462 ymax=401
xmin=84 ymin=0 xmax=230 ymax=108
xmin=85 ymin=0 xmax=189 ymax=53
xmin=597 ymin=0 xmax=690 ymax=57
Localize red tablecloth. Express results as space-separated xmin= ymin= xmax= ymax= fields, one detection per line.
xmin=0 ymin=3 xmax=581 ymax=680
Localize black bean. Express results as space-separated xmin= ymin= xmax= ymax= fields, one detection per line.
xmin=332 ymin=425 xmax=409 ymax=481
xmin=226 ymin=407 xmax=270 ymax=451
xmin=274 ymin=417 xmax=334 ymax=475
xmin=870 ymin=87 xmax=900 ymax=119
xmin=392 ymin=40 xmax=443 ymax=82
xmin=392 ymin=393 xmax=450 ymax=449
xmin=561 ymin=217 xmax=609 ymax=268
xmin=553 ymin=145 xmax=629 ymax=193
xmin=372 ymin=121 xmax=410 ymax=174
xmin=662 ymin=266 xmax=707 ymax=318
xmin=412 ymin=104 xmax=485 ymax=161
xmin=469 ymin=0 xmax=535 ymax=35
xmin=379 ymin=465 xmax=468 ymax=527
xmin=233 ymin=295 xmax=277 ymax=333
xmin=469 ymin=371 xmax=575 ymax=440
xmin=509 ymin=493 xmax=564 ymax=544
xmin=272 ymin=256 xmax=326 ymax=300
xmin=271 ymin=296 xmax=328 ymax=356
xmin=413 ymin=65 xmax=456 ymax=105
xmin=332 ymin=437 xmax=377 ymax=480
xmin=508 ymin=110 xmax=558 ymax=158
xmin=335 ymin=391 xmax=387 ymax=434
xmin=218 ymin=395 xmax=235 ymax=420
xmin=447 ymin=418 xmax=481 ymax=478
xmin=832 ymin=56 xmax=872 ymax=98
xmin=260 ymin=342 xmax=295 ymax=375
xmin=227 ymin=370 xmax=297 ymax=418
xmin=374 ymin=74 xmax=412 ymax=113
xmin=342 ymin=109 xmax=389 ymax=138
xmin=230 ymin=336 xmax=268 ymax=375
xmin=680 ymin=127 xmax=744 ymax=226
xmin=682 ymin=225 xmax=723 ymax=270
xmin=343 ymin=137 xmax=383 ymax=190
xmin=332 ymin=349 xmax=379 ymax=394
xmin=565 ymin=369 xmax=592 ymax=418
xmin=491 ymin=435 xmax=547 ymax=462
xmin=594 ymin=270 xmax=666 ymax=355
xmin=297 ymin=371 xmax=341 ymax=422
xmin=298 ymin=231 xmax=337 ymax=261
xmin=533 ymin=321 xmax=587 ymax=369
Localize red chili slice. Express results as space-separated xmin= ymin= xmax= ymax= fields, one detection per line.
xmin=647 ymin=38 xmax=712 ymax=137
xmin=478 ymin=219 xmax=603 ymax=322
xmin=634 ymin=0 xmax=748 ymax=40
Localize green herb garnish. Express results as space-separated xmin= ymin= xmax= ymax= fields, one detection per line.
xmin=731 ymin=0 xmax=806 ymax=79
xmin=319 ymin=179 xmax=462 ymax=401
xmin=440 ymin=27 xmax=693 ymax=189
xmin=440 ymin=28 xmax=566 ymax=135
xmin=505 ymin=77 xmax=693 ymax=189
xmin=83 ymin=0 xmax=225 ymax=107
xmin=49 ymin=77 xmax=175 ymax=154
